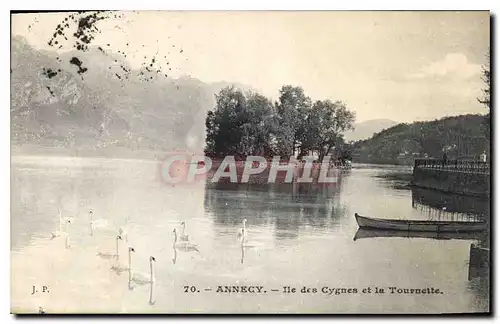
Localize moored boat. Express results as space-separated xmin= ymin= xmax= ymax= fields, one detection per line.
xmin=354 ymin=213 xmax=487 ymax=232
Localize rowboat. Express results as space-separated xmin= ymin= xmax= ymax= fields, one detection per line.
xmin=353 ymin=228 xmax=488 ymax=241
xmin=354 ymin=213 xmax=487 ymax=232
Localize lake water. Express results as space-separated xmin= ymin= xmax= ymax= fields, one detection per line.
xmin=10 ymin=155 xmax=490 ymax=314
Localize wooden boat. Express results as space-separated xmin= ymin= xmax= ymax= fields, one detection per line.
xmin=353 ymin=228 xmax=487 ymax=241
xmin=355 ymin=213 xmax=487 ymax=232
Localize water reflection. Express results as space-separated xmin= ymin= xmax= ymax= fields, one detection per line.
xmin=126 ymin=272 xmax=157 ymax=304
xmin=412 ymin=187 xmax=490 ymax=218
xmin=240 ymin=238 xmax=245 ymax=264
xmin=97 ymin=234 xmax=122 ymax=260
xmin=353 ymin=228 xmax=488 ymax=242
xmin=149 ymin=281 xmax=156 ymax=306
xmin=172 ymin=246 xmax=177 ymax=264
xmin=365 ymin=169 xmax=491 ymax=285
xmin=411 ymin=187 xmax=490 ymax=249
xmin=203 ymin=180 xmax=348 ymax=243
xmin=468 ymin=243 xmax=490 ymax=281
xmin=240 ymin=242 xmax=245 ymax=264
xmin=50 ymin=229 xmax=71 ymax=249
xmin=11 ymin=158 xmax=490 ymax=313
xmin=128 ymin=256 xmax=156 ymax=289
xmin=173 ymin=228 xmax=201 ymax=252
xmin=11 ymin=162 xmax=123 ymax=250
xmin=128 ymin=274 xmax=134 ymax=291
xmin=111 ymin=246 xmax=131 ymax=276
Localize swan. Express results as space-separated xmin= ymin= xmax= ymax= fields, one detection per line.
xmin=118 ymin=215 xmax=130 ymax=242
xmin=97 ymin=235 xmax=122 ymax=260
xmin=52 ymin=222 xmax=71 ymax=249
xmin=89 ymin=210 xmax=108 ymax=236
xmin=51 ymin=210 xmax=72 ymax=239
xmin=237 ymin=218 xmax=247 ymax=240
xmin=173 ymin=228 xmax=199 ymax=252
xmin=58 ymin=208 xmax=74 ymax=224
xmin=179 ymin=221 xmax=189 ymax=242
xmin=128 ymin=248 xmax=156 ymax=284
xmin=111 ymin=246 xmax=132 ymax=275
xmin=238 ymin=227 xmax=261 ymax=248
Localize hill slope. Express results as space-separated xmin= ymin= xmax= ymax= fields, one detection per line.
xmin=351 ymin=114 xmax=489 ymax=165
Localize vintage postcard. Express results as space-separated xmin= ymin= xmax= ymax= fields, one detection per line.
xmin=10 ymin=10 xmax=490 ymax=314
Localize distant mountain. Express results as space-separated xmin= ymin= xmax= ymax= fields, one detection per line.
xmin=11 ymin=35 xmax=254 ymax=156
xmin=344 ymin=119 xmax=398 ymax=142
xmin=11 ymin=36 xmax=123 ymax=149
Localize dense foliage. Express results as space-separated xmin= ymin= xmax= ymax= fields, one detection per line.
xmin=478 ymin=50 xmax=491 ymax=140
xmin=478 ymin=50 xmax=491 ymax=111
xmin=351 ymin=114 xmax=490 ymax=165
xmin=204 ymin=86 xmax=356 ymax=161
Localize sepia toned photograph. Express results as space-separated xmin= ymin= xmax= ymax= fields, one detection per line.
xmin=10 ymin=10 xmax=491 ymax=314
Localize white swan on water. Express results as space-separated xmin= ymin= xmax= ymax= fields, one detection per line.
xmin=59 ymin=208 xmax=74 ymax=224
xmin=118 ymin=215 xmax=130 ymax=242
xmin=173 ymin=228 xmax=199 ymax=252
xmin=89 ymin=210 xmax=108 ymax=235
xmin=128 ymin=248 xmax=156 ymax=284
xmin=51 ymin=208 xmax=73 ymax=239
xmin=237 ymin=218 xmax=247 ymax=240
xmin=179 ymin=221 xmax=189 ymax=242
xmin=97 ymin=235 xmax=122 ymax=260
xmin=238 ymin=227 xmax=262 ymax=248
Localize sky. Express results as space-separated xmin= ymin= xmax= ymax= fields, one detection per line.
xmin=11 ymin=11 xmax=490 ymax=123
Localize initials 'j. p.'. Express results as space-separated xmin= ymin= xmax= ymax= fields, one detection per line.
xmin=31 ymin=285 xmax=49 ymax=295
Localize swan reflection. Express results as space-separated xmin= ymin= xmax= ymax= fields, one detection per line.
xmin=240 ymin=241 xmax=245 ymax=264
xmin=173 ymin=228 xmax=200 ymax=253
xmin=127 ymin=248 xmax=156 ymax=292
xmin=149 ymin=281 xmax=156 ymax=306
xmin=126 ymin=263 xmax=156 ymax=306
xmin=111 ymin=246 xmax=132 ymax=275
xmin=97 ymin=235 xmax=122 ymax=260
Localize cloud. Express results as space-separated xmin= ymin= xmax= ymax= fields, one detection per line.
xmin=408 ymin=53 xmax=481 ymax=80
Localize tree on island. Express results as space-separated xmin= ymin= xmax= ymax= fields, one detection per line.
xmin=204 ymin=87 xmax=276 ymax=159
xmin=274 ymin=85 xmax=312 ymax=157
xmin=299 ymin=100 xmax=355 ymax=161
xmin=204 ymin=85 xmax=356 ymax=162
